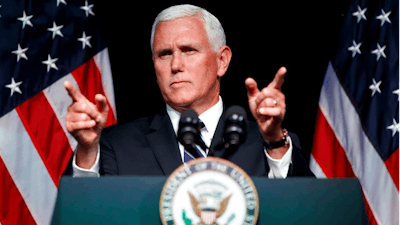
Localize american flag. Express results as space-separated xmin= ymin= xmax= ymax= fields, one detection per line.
xmin=0 ymin=1 xmax=117 ymax=224
xmin=310 ymin=0 xmax=398 ymax=225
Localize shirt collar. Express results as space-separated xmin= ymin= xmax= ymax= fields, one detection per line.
xmin=166 ymin=96 xmax=223 ymax=139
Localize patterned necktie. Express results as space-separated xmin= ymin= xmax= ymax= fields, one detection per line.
xmin=183 ymin=120 xmax=207 ymax=163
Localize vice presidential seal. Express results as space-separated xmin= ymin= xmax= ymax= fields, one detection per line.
xmin=159 ymin=157 xmax=259 ymax=225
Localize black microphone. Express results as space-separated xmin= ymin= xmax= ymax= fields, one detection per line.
xmin=177 ymin=109 xmax=206 ymax=158
xmin=223 ymin=105 xmax=247 ymax=150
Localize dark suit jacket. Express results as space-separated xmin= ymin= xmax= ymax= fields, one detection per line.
xmin=64 ymin=109 xmax=314 ymax=177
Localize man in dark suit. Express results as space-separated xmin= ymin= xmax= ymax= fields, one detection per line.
xmin=63 ymin=4 xmax=313 ymax=177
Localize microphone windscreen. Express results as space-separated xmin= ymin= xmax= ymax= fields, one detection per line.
xmin=225 ymin=105 xmax=247 ymax=122
xmin=178 ymin=109 xmax=202 ymax=155
xmin=180 ymin=109 xmax=199 ymax=123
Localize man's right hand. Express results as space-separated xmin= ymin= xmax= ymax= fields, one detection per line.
xmin=64 ymin=81 xmax=109 ymax=169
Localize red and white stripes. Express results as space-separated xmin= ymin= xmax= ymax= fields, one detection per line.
xmin=311 ymin=62 xmax=399 ymax=225
xmin=0 ymin=48 xmax=116 ymax=225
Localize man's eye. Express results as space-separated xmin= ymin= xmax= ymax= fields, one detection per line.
xmin=182 ymin=47 xmax=196 ymax=54
xmin=158 ymin=50 xmax=172 ymax=58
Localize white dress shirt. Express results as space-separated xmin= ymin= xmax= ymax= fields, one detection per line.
xmin=166 ymin=96 xmax=223 ymax=162
xmin=73 ymin=96 xmax=292 ymax=178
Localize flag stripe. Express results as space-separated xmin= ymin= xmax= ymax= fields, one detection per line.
xmin=0 ymin=158 xmax=36 ymax=225
xmin=43 ymin=74 xmax=80 ymax=151
xmin=0 ymin=110 xmax=57 ymax=225
xmin=318 ymin=62 xmax=399 ymax=225
xmin=363 ymin=194 xmax=380 ymax=225
xmin=71 ymin=57 xmax=117 ymax=127
xmin=309 ymin=155 xmax=327 ymax=178
xmin=94 ymin=48 xmax=117 ymax=118
xmin=16 ymin=91 xmax=73 ymax=186
xmin=384 ymin=148 xmax=399 ymax=190
xmin=312 ymin=107 xmax=356 ymax=178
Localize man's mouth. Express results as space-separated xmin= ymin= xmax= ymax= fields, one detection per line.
xmin=171 ymin=81 xmax=189 ymax=86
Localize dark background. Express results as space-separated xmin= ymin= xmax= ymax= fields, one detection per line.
xmin=94 ymin=1 xmax=351 ymax=162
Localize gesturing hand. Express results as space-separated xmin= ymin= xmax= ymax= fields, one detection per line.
xmin=245 ymin=67 xmax=287 ymax=143
xmin=64 ymin=81 xmax=109 ymax=168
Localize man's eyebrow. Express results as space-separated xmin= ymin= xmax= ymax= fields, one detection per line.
xmin=179 ymin=44 xmax=197 ymax=50
xmin=178 ymin=43 xmax=199 ymax=49
xmin=154 ymin=43 xmax=200 ymax=55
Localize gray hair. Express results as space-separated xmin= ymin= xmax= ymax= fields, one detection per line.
xmin=150 ymin=4 xmax=226 ymax=53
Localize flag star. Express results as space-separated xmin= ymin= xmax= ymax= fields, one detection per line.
xmin=12 ymin=44 xmax=29 ymax=62
xmin=352 ymin=6 xmax=367 ymax=23
xmin=42 ymin=54 xmax=59 ymax=72
xmin=80 ymin=1 xmax=95 ymax=17
xmin=78 ymin=32 xmax=92 ymax=49
xmin=57 ymin=0 xmax=67 ymax=6
xmin=348 ymin=40 xmax=362 ymax=57
xmin=17 ymin=11 xmax=33 ymax=29
xmin=387 ymin=119 xmax=399 ymax=137
xmin=376 ymin=9 xmax=391 ymax=26
xmin=369 ymin=78 xmax=382 ymax=97
xmin=47 ymin=22 xmax=64 ymax=39
xmin=5 ymin=78 xmax=23 ymax=97
xmin=393 ymin=89 xmax=400 ymax=101
xmin=371 ymin=44 xmax=386 ymax=61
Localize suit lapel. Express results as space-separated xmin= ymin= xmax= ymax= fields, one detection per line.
xmin=145 ymin=110 xmax=183 ymax=175
xmin=209 ymin=110 xmax=227 ymax=158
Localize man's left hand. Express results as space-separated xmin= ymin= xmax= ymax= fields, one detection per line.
xmin=245 ymin=67 xmax=287 ymax=143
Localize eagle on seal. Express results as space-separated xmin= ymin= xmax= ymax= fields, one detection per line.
xmin=188 ymin=192 xmax=232 ymax=225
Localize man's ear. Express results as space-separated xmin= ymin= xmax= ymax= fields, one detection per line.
xmin=216 ymin=45 xmax=232 ymax=78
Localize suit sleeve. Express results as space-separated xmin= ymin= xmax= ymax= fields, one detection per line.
xmin=62 ymin=146 xmax=103 ymax=177
xmin=99 ymin=134 xmax=119 ymax=175
xmin=62 ymin=144 xmax=114 ymax=176
xmin=62 ymin=153 xmax=74 ymax=176
xmin=287 ymin=132 xmax=315 ymax=177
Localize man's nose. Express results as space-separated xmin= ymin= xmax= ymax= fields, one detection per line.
xmin=171 ymin=51 xmax=183 ymax=74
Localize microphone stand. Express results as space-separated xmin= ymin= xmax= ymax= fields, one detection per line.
xmin=221 ymin=144 xmax=238 ymax=159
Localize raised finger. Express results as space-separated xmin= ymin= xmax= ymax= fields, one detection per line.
xmin=245 ymin=77 xmax=260 ymax=99
xmin=268 ymin=67 xmax=286 ymax=90
xmin=95 ymin=94 xmax=109 ymax=114
xmin=64 ymin=81 xmax=85 ymax=102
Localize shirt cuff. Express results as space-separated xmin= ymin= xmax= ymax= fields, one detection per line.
xmin=265 ymin=136 xmax=293 ymax=179
xmin=72 ymin=145 xmax=100 ymax=177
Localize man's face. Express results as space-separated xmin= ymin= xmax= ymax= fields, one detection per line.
xmin=152 ymin=16 xmax=222 ymax=114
